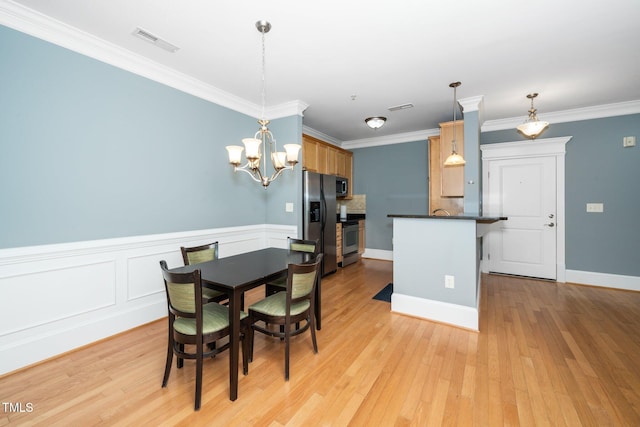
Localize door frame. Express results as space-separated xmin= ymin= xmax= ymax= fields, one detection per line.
xmin=481 ymin=137 xmax=572 ymax=282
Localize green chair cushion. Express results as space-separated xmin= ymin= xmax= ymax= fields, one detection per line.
xmin=267 ymin=276 xmax=286 ymax=288
xmin=249 ymin=292 xmax=310 ymax=317
xmin=202 ymin=287 xmax=225 ymax=300
xmin=173 ymin=303 xmax=247 ymax=335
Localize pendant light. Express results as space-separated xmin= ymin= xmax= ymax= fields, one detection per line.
xmin=516 ymin=93 xmax=549 ymax=139
xmin=225 ymin=21 xmax=301 ymax=188
xmin=444 ymin=82 xmax=466 ymax=166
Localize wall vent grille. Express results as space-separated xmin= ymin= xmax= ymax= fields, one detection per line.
xmin=132 ymin=27 xmax=179 ymax=53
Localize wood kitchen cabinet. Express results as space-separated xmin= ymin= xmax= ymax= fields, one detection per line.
xmin=302 ymin=136 xmax=318 ymax=172
xmin=302 ymin=134 xmax=354 ymax=198
xmin=358 ymin=220 xmax=365 ymax=254
xmin=438 ymin=120 xmax=465 ymax=197
xmin=428 ymin=121 xmax=464 ymax=216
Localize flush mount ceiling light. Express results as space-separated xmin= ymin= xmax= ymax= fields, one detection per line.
xmin=444 ymin=82 xmax=466 ymax=166
xmin=516 ymin=93 xmax=549 ymax=139
xmin=225 ymin=21 xmax=301 ymax=188
xmin=365 ymin=116 xmax=387 ymax=129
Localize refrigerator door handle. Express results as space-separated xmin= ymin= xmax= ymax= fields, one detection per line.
xmin=320 ymin=187 xmax=326 ymax=232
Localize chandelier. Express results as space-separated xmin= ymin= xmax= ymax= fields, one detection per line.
xmin=516 ymin=93 xmax=549 ymax=139
xmin=226 ymin=21 xmax=301 ymax=188
xmin=444 ymin=81 xmax=466 ymax=166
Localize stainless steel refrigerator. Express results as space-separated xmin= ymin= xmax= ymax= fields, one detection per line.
xmin=303 ymin=171 xmax=337 ymax=276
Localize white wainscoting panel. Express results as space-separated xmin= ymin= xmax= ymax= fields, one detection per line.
xmin=0 ymin=260 xmax=116 ymax=335
xmin=0 ymin=224 xmax=296 ymax=375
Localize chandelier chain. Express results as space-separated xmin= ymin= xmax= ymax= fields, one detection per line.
xmin=260 ymin=28 xmax=266 ymax=121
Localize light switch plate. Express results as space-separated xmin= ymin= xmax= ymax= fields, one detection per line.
xmin=623 ymin=136 xmax=636 ymax=147
xmin=586 ymin=203 xmax=604 ymax=213
xmin=285 ymin=202 xmax=294 ymax=212
xmin=445 ymin=275 xmax=455 ymax=289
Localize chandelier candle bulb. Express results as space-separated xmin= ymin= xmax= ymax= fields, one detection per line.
xmin=272 ymin=152 xmax=287 ymax=169
xmin=226 ymin=146 xmax=244 ymax=166
xmin=284 ymin=144 xmax=301 ymax=164
xmin=242 ymin=138 xmax=261 ymax=160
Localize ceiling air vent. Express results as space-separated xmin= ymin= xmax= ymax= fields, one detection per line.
xmin=388 ymin=103 xmax=414 ymax=112
xmin=132 ymin=27 xmax=180 ymax=53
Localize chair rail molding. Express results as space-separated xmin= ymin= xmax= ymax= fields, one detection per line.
xmin=0 ymin=223 xmax=295 ymax=375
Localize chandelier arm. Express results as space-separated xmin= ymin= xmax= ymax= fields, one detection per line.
xmin=268 ymin=164 xmax=295 ymax=183
xmin=234 ymin=163 xmax=264 ymax=183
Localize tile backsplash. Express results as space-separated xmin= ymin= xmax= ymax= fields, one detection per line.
xmin=337 ymin=194 xmax=366 ymax=214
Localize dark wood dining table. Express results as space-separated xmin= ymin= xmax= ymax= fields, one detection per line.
xmin=168 ymin=247 xmax=317 ymax=401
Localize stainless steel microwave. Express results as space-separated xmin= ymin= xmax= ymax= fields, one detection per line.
xmin=336 ymin=177 xmax=348 ymax=197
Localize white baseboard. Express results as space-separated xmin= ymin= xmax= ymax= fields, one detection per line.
xmin=391 ymin=293 xmax=479 ymax=331
xmin=362 ymin=248 xmax=393 ymax=261
xmin=0 ymin=224 xmax=296 ymax=375
xmin=565 ymin=270 xmax=640 ymax=292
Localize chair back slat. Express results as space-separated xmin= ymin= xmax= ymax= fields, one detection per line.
xmin=287 ymin=254 xmax=323 ymax=304
xmin=159 ymin=260 xmax=202 ymax=318
xmin=181 ymin=242 xmax=219 ymax=265
xmin=166 ymin=281 xmax=197 ymax=314
xmin=291 ymin=270 xmax=317 ymax=299
xmin=288 ymin=238 xmax=318 ymax=255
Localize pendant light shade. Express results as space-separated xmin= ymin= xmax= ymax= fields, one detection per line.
xmin=516 ymin=93 xmax=549 ymax=139
xmin=444 ymin=82 xmax=466 ymax=166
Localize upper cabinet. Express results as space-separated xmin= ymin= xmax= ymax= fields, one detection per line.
xmin=302 ymin=134 xmax=353 ymax=198
xmin=428 ymin=121 xmax=464 ymax=215
xmin=438 ymin=121 xmax=465 ymax=197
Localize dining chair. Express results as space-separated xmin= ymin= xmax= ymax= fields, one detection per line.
xmin=248 ymin=253 xmax=323 ymax=380
xmin=265 ymin=237 xmax=318 ymax=297
xmin=181 ymin=242 xmax=227 ymax=304
xmin=159 ymin=260 xmax=249 ymax=410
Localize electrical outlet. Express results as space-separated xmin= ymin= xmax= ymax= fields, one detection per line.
xmin=586 ymin=203 xmax=604 ymax=213
xmin=445 ymin=275 xmax=455 ymax=289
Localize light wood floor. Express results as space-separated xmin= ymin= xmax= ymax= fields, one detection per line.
xmin=2 ymin=259 xmax=640 ymax=426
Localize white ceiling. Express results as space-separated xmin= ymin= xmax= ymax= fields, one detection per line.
xmin=5 ymin=0 xmax=640 ymax=144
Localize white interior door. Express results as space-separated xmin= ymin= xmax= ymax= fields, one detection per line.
xmin=486 ymin=157 xmax=557 ymax=279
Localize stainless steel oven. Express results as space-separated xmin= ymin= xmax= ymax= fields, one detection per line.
xmin=342 ymin=221 xmax=359 ymax=266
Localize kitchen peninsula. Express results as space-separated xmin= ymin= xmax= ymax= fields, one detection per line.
xmin=387 ymin=214 xmax=506 ymax=331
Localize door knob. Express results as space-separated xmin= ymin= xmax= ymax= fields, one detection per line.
xmin=544 ymin=222 xmax=555 ymax=227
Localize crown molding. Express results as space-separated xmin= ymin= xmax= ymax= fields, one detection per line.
xmin=0 ymin=1 xmax=305 ymax=120
xmin=481 ymin=100 xmax=640 ymax=132
xmin=267 ymin=100 xmax=309 ymax=120
xmin=459 ymin=95 xmax=485 ymax=125
xmin=342 ymin=129 xmax=440 ymax=150
xmin=2 ymin=1 xmax=638 ymax=141
xmin=301 ymin=126 xmax=342 ymax=146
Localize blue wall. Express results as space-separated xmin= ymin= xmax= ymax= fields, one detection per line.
xmin=353 ymin=113 xmax=640 ymax=277
xmin=482 ymin=114 xmax=640 ymax=277
xmin=352 ymin=140 xmax=429 ymax=251
xmin=0 ymin=25 xmax=299 ymax=249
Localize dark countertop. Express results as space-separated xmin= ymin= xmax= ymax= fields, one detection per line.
xmin=337 ymin=213 xmax=365 ymax=224
xmin=387 ymin=214 xmax=507 ymax=224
